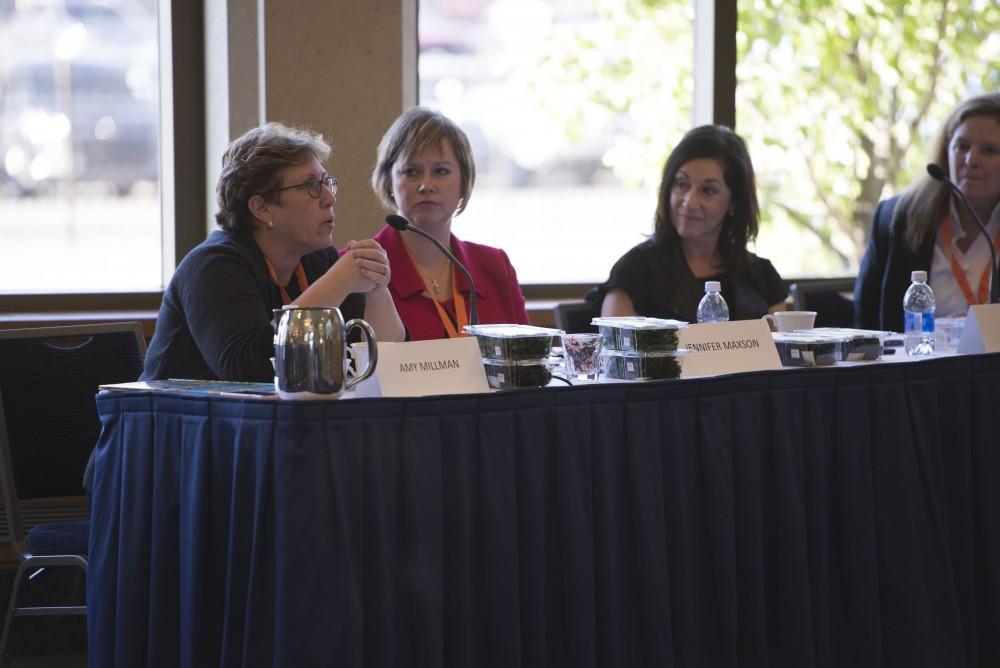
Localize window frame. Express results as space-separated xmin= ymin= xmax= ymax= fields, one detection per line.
xmin=0 ymin=0 xmax=740 ymax=316
xmin=0 ymin=0 xmax=206 ymax=319
xmin=416 ymin=0 xmax=738 ymax=299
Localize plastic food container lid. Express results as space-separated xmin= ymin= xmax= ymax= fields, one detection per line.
xmin=598 ymin=348 xmax=693 ymax=359
xmin=591 ymin=316 xmax=688 ymax=330
xmin=482 ymin=357 xmax=554 ymax=366
xmin=800 ymin=327 xmax=889 ymax=341
xmin=772 ymin=332 xmax=850 ymax=344
xmin=463 ymin=324 xmax=564 ymax=338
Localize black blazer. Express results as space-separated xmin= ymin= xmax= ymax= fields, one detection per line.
xmin=854 ymin=197 xmax=935 ymax=331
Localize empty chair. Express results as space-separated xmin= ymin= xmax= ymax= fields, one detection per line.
xmin=0 ymin=322 xmax=146 ymax=661
xmin=553 ymin=287 xmax=602 ymax=333
xmin=553 ymin=301 xmax=599 ymax=333
xmin=788 ymin=277 xmax=856 ymax=328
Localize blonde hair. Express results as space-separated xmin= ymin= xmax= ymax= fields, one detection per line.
xmin=898 ymin=93 xmax=1000 ymax=250
xmin=371 ymin=107 xmax=476 ymax=215
xmin=216 ymin=122 xmax=330 ymax=231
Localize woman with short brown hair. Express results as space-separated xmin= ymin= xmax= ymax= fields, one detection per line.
xmin=142 ymin=122 xmax=404 ymax=381
xmin=369 ymin=107 xmax=529 ymax=341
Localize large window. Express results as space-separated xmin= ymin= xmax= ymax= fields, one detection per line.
xmin=420 ymin=0 xmax=1000 ymax=286
xmin=738 ymin=0 xmax=1000 ymax=278
xmin=0 ymin=0 xmax=162 ymax=293
xmin=419 ymin=0 xmax=694 ymax=285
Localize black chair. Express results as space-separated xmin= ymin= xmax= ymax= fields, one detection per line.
xmin=0 ymin=322 xmax=146 ymax=661
xmin=788 ymin=277 xmax=857 ymax=327
xmin=553 ymin=301 xmax=600 ymax=333
xmin=553 ymin=287 xmax=603 ymax=333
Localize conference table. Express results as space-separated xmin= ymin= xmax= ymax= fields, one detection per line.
xmin=88 ymin=352 xmax=1000 ymax=667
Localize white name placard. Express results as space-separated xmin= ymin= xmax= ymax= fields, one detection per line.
xmin=346 ymin=337 xmax=489 ymax=398
xmin=678 ymin=319 xmax=782 ymax=378
xmin=957 ymin=303 xmax=1000 ymax=354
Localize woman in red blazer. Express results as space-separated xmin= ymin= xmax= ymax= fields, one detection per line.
xmin=369 ymin=107 xmax=530 ymax=341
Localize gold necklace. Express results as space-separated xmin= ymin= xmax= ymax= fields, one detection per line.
xmin=416 ymin=262 xmax=451 ymax=297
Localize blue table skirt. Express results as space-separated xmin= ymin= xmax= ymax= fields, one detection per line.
xmin=89 ymin=354 xmax=1000 ymax=667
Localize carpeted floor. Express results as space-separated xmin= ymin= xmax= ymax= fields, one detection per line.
xmin=0 ymin=567 xmax=87 ymax=667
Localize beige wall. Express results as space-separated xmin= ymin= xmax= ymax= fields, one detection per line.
xmin=205 ymin=0 xmax=417 ymax=243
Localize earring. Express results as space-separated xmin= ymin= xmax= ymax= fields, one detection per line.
xmin=266 ymin=220 xmax=274 ymax=230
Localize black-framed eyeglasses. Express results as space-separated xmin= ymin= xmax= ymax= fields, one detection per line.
xmin=278 ymin=175 xmax=338 ymax=199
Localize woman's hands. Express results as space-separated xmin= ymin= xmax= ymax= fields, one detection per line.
xmin=295 ymin=239 xmax=390 ymax=308
xmin=333 ymin=239 xmax=391 ymax=293
xmin=342 ymin=239 xmax=406 ymax=342
xmin=294 ymin=238 xmax=405 ymax=341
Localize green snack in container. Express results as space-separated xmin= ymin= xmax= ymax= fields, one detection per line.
xmin=482 ymin=358 xmax=553 ymax=389
xmin=807 ymin=327 xmax=886 ymax=361
xmin=463 ymin=324 xmax=562 ymax=361
xmin=598 ymin=349 xmax=687 ymax=380
xmin=772 ymin=332 xmax=845 ymax=367
xmin=591 ymin=316 xmax=688 ymax=352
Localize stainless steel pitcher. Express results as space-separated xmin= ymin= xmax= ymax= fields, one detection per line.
xmin=273 ymin=306 xmax=378 ymax=399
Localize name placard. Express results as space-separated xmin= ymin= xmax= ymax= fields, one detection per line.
xmin=957 ymin=303 xmax=1000 ymax=354
xmin=678 ymin=319 xmax=782 ymax=378
xmin=346 ymin=337 xmax=490 ymax=398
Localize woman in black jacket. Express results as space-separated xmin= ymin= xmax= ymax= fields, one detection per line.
xmin=854 ymin=93 xmax=1000 ymax=331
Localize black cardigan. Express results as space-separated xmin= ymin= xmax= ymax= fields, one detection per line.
xmin=142 ymin=229 xmax=364 ymax=382
xmin=853 ymin=197 xmax=935 ymax=331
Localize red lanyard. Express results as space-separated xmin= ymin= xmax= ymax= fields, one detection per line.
xmin=263 ymin=256 xmax=309 ymax=305
xmin=939 ymin=214 xmax=1000 ymax=306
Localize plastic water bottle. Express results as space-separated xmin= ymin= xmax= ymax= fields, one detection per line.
xmin=903 ymin=270 xmax=935 ymax=355
xmin=697 ymin=281 xmax=730 ymax=323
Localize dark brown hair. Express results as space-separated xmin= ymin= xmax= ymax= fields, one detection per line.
xmin=653 ymin=125 xmax=760 ymax=271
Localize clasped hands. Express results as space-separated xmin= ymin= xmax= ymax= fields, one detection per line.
xmin=341 ymin=239 xmax=391 ymax=292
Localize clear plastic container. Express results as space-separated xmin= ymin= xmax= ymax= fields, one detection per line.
xmin=805 ymin=327 xmax=887 ymax=361
xmin=772 ymin=332 xmax=847 ymax=367
xmin=590 ymin=316 xmax=688 ymax=352
xmin=463 ymin=324 xmax=562 ymax=360
xmin=482 ymin=357 xmax=553 ymax=389
xmin=598 ymin=349 xmax=690 ymax=380
xmin=935 ymin=316 xmax=965 ymax=351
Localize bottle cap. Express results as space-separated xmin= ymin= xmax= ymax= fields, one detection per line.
xmin=705 ymin=281 xmax=721 ymax=292
xmin=911 ymin=270 xmax=927 ymax=282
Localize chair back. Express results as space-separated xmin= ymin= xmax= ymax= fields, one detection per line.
xmin=0 ymin=322 xmax=146 ymax=553
xmin=554 ymin=301 xmax=600 ymax=333
xmin=788 ymin=278 xmax=857 ymax=328
xmin=554 ymin=287 xmax=603 ymax=333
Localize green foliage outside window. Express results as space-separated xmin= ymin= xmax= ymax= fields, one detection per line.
xmin=526 ymin=0 xmax=999 ymax=272
xmin=527 ymin=0 xmax=694 ymax=189
xmin=739 ymin=0 xmax=1000 ymax=267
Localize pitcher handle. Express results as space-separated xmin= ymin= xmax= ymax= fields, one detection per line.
xmin=344 ymin=319 xmax=378 ymax=389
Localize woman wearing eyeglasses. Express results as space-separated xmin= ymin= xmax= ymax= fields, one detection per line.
xmin=369 ymin=106 xmax=530 ymax=341
xmin=142 ymin=122 xmax=405 ymax=382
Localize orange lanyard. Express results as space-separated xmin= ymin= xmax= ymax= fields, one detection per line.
xmin=940 ymin=214 xmax=1000 ymax=306
xmin=429 ymin=266 xmax=469 ymax=338
xmin=263 ymin=256 xmax=309 ymax=306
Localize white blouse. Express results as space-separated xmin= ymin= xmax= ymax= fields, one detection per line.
xmin=929 ymin=203 xmax=1000 ymax=317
